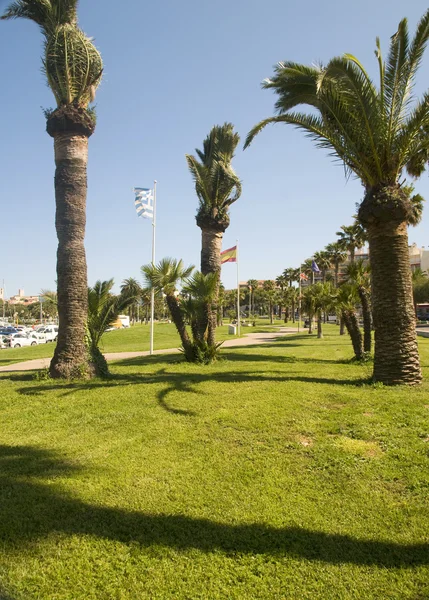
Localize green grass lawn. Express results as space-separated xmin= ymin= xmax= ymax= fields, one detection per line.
xmin=0 ymin=322 xmax=248 ymax=367
xmin=0 ymin=320 xmax=296 ymax=367
xmin=0 ymin=331 xmax=428 ymax=598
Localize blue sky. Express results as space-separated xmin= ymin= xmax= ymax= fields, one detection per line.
xmin=0 ymin=0 xmax=428 ymax=297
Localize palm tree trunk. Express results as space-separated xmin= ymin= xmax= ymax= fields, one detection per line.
xmin=166 ymin=295 xmax=193 ymax=360
xmin=358 ymin=286 xmax=372 ymax=354
xmin=200 ymin=228 xmax=223 ymax=346
xmin=49 ymin=129 xmax=92 ymax=379
xmin=342 ymin=310 xmax=363 ymax=360
xmin=367 ymin=220 xmax=421 ymax=384
xmin=339 ymin=317 xmax=345 ymax=335
xmin=317 ymin=312 xmax=323 ymax=338
xmin=270 ymin=303 xmax=273 ymax=324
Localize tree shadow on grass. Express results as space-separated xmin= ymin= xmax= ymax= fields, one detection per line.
xmin=0 ymin=444 xmax=427 ymax=568
xmin=16 ymin=368 xmax=370 ymax=402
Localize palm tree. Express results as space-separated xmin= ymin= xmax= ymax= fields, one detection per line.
xmin=412 ymin=268 xmax=429 ymax=317
xmin=142 ymin=258 xmax=194 ymax=361
xmin=313 ymin=251 xmax=332 ymax=284
xmin=325 ymin=243 xmax=347 ymax=288
xmin=186 ymin=123 xmax=242 ymax=346
xmin=275 ymin=275 xmax=287 ymax=320
xmin=336 ymin=222 xmax=367 ymax=263
xmin=247 ymin=279 xmax=258 ymax=319
xmin=335 ymin=285 xmax=364 ymax=361
xmin=181 ymin=271 xmax=220 ymax=362
xmin=262 ymin=280 xmax=277 ymax=324
xmin=305 ymin=283 xmax=333 ymax=338
xmin=344 ymin=260 xmax=372 ymax=353
xmin=121 ymin=278 xmax=142 ymax=324
xmin=87 ymin=280 xmax=135 ymax=377
xmin=245 ymin=11 xmax=429 ymax=384
xmin=283 ymin=268 xmax=300 ymax=288
xmin=2 ymin=0 xmax=103 ymax=379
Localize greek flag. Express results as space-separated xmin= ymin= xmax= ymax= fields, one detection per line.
xmin=134 ymin=187 xmax=154 ymax=219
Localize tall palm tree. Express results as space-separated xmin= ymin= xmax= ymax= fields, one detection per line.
xmin=121 ymin=278 xmax=142 ymax=324
xmin=344 ymin=259 xmax=372 ymax=353
xmin=336 ymin=222 xmax=367 ymax=263
xmin=262 ymin=280 xmax=277 ymax=324
xmin=245 ymin=10 xmax=429 ymax=384
xmin=325 ymin=243 xmax=347 ymax=288
xmin=87 ymin=280 xmax=135 ymax=377
xmin=283 ymin=268 xmax=300 ymax=288
xmin=186 ymin=123 xmax=242 ymax=346
xmin=275 ymin=275 xmax=287 ymax=320
xmin=2 ymin=0 xmax=103 ymax=379
xmin=313 ymin=251 xmax=331 ymax=284
xmin=247 ymin=279 xmax=259 ymax=319
xmin=142 ymin=258 xmax=194 ymax=361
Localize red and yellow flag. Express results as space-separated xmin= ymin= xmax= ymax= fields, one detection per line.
xmin=220 ymin=245 xmax=237 ymax=264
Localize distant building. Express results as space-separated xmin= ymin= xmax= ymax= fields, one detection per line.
xmin=8 ymin=289 xmax=40 ymax=305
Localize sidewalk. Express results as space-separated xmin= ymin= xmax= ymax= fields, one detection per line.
xmin=0 ymin=327 xmax=299 ymax=373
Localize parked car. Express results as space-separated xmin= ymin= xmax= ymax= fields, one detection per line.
xmin=0 ymin=336 xmax=8 ymax=349
xmin=39 ymin=325 xmax=58 ymax=342
xmin=6 ymin=333 xmax=39 ymax=348
xmin=28 ymin=331 xmax=47 ymax=344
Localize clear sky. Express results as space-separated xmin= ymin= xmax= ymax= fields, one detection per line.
xmin=0 ymin=0 xmax=428 ymax=297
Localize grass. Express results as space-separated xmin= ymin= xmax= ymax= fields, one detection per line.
xmin=0 ymin=320 xmax=297 ymax=367
xmin=0 ymin=322 xmax=249 ymax=367
xmin=0 ymin=330 xmax=428 ymax=598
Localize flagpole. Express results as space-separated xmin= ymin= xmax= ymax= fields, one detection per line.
xmin=236 ymin=239 xmax=240 ymax=337
xmin=150 ymin=180 xmax=157 ymax=355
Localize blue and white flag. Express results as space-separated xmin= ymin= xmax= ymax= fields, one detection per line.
xmin=311 ymin=260 xmax=320 ymax=273
xmin=134 ymin=187 xmax=154 ymax=219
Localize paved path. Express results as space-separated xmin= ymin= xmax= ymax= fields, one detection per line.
xmin=0 ymin=327 xmax=299 ymax=373
xmin=417 ymin=327 xmax=429 ymax=339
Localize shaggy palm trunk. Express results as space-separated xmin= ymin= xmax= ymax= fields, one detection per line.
xmin=200 ymin=228 xmax=223 ymax=346
xmin=166 ymin=295 xmax=193 ymax=361
xmin=342 ymin=310 xmax=363 ymax=360
xmin=367 ymin=221 xmax=421 ymax=383
xmin=359 ymin=186 xmax=421 ymax=384
xmin=48 ymin=110 xmax=95 ymax=379
xmin=358 ymin=286 xmax=372 ymax=354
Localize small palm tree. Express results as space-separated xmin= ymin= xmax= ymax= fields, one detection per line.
xmin=121 ymin=278 xmax=142 ymax=324
xmin=306 ymin=283 xmax=333 ymax=338
xmin=87 ymin=280 xmax=136 ymax=377
xmin=2 ymin=0 xmax=103 ymax=379
xmin=142 ymin=258 xmax=194 ymax=361
xmin=334 ymin=285 xmax=364 ymax=360
xmin=181 ymin=271 xmax=220 ymax=362
xmin=245 ymin=10 xmax=429 ymax=384
xmin=344 ymin=259 xmax=372 ymax=353
xmin=186 ymin=123 xmax=242 ymax=345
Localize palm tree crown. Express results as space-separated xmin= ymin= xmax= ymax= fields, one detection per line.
xmin=2 ymin=0 xmax=103 ymax=108
xmin=245 ymin=10 xmax=429 ymax=190
xmin=186 ymin=123 xmax=242 ymax=231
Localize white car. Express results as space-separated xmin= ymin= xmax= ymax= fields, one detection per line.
xmin=38 ymin=325 xmax=58 ymax=342
xmin=7 ymin=333 xmax=39 ymax=348
xmin=29 ymin=330 xmax=48 ymax=344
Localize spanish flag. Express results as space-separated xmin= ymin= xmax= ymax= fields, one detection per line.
xmin=221 ymin=245 xmax=237 ymax=264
